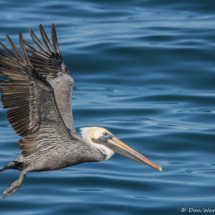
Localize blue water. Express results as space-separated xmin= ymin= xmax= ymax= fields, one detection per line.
xmin=1 ymin=0 xmax=215 ymax=214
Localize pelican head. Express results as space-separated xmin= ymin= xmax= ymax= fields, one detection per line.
xmin=80 ymin=127 xmax=162 ymax=171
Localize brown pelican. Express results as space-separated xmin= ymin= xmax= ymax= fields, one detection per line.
xmin=0 ymin=24 xmax=162 ymax=199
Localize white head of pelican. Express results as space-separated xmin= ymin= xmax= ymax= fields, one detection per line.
xmin=80 ymin=127 xmax=162 ymax=171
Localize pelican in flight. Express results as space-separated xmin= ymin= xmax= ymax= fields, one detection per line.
xmin=0 ymin=24 xmax=162 ymax=199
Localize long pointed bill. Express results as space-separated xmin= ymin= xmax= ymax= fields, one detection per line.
xmin=104 ymin=136 xmax=162 ymax=171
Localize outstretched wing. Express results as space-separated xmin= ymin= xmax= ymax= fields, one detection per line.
xmin=0 ymin=32 xmax=78 ymax=157
xmin=24 ymin=24 xmax=76 ymax=134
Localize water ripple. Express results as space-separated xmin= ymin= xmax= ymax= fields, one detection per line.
xmin=0 ymin=0 xmax=215 ymax=214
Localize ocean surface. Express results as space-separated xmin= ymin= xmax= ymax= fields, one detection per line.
xmin=0 ymin=0 xmax=215 ymax=214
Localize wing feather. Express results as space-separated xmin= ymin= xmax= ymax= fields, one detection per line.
xmin=39 ymin=24 xmax=55 ymax=53
xmin=0 ymin=32 xmax=76 ymax=157
xmin=52 ymin=24 xmax=60 ymax=54
xmin=29 ymin=29 xmax=49 ymax=54
xmin=5 ymin=34 xmax=26 ymax=64
xmin=24 ymin=24 xmax=76 ymax=134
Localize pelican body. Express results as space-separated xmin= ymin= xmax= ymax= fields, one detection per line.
xmin=0 ymin=24 xmax=161 ymax=199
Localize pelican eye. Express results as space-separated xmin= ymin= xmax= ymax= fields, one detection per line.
xmin=103 ymin=132 xmax=108 ymax=136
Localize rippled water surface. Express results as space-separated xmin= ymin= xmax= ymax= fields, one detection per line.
xmin=1 ymin=0 xmax=215 ymax=214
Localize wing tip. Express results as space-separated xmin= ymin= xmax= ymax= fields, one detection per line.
xmin=39 ymin=24 xmax=55 ymax=53
xmin=19 ymin=32 xmax=33 ymax=67
xmin=51 ymin=23 xmax=60 ymax=55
